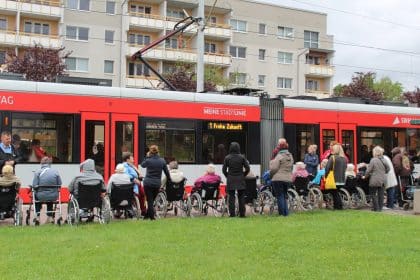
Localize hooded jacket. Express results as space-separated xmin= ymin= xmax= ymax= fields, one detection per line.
xmin=222 ymin=142 xmax=250 ymax=191
xmin=68 ymin=159 xmax=105 ymax=197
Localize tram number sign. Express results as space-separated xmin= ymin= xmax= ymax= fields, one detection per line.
xmin=410 ymin=119 xmax=420 ymax=125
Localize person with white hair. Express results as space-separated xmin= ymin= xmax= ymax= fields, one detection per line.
xmin=162 ymin=161 xmax=185 ymax=188
xmin=193 ymin=164 xmax=221 ymax=191
xmin=345 ymin=163 xmax=356 ymax=179
xmin=364 ymin=146 xmax=390 ymax=212
xmin=107 ymin=163 xmax=131 ymax=194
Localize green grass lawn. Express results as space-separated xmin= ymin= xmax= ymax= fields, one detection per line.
xmin=1 ymin=211 xmax=419 ymax=279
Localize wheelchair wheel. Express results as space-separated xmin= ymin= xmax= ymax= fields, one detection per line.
xmin=180 ymin=196 xmax=192 ymax=217
xmin=301 ymin=189 xmax=317 ymax=211
xmin=14 ymin=198 xmax=23 ymax=226
xmin=212 ymin=198 xmax=227 ymax=217
xmin=100 ymin=196 xmax=111 ymax=224
xmin=351 ymin=187 xmax=366 ymax=209
xmin=339 ymin=188 xmax=351 ymax=209
xmin=154 ymin=192 xmax=167 ymax=218
xmin=132 ymin=196 xmax=141 ymax=220
xmin=258 ymin=190 xmax=275 ymax=215
xmin=323 ymin=192 xmax=334 ymax=209
xmin=287 ymin=188 xmax=301 ymax=213
xmin=67 ymin=197 xmax=79 ymax=226
xmin=310 ymin=187 xmax=323 ymax=209
xmin=25 ymin=206 xmax=31 ymax=226
xmin=190 ymin=192 xmax=203 ymax=217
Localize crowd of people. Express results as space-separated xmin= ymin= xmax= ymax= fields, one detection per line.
xmin=0 ymin=128 xmax=418 ymax=224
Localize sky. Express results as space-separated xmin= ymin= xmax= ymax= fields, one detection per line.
xmin=258 ymin=0 xmax=420 ymax=91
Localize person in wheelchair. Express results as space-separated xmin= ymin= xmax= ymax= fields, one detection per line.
xmin=292 ymin=162 xmax=309 ymax=183
xmin=32 ymin=157 xmax=62 ymax=224
xmin=107 ymin=163 xmax=133 ymax=218
xmin=161 ymin=161 xmax=185 ymax=189
xmin=345 ymin=164 xmax=356 ymax=180
xmin=68 ymin=159 xmax=106 ymax=217
xmin=0 ymin=165 xmax=21 ymax=220
xmin=193 ymin=164 xmax=221 ymax=192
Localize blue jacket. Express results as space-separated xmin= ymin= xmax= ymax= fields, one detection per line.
xmin=141 ymin=155 xmax=170 ymax=188
xmin=304 ymin=153 xmax=319 ymax=176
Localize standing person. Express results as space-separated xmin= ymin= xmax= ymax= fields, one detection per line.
xmin=320 ymin=140 xmax=338 ymax=161
xmin=271 ymin=138 xmax=287 ymax=160
xmin=269 ymin=139 xmax=293 ymax=216
xmin=383 ymin=153 xmax=398 ymax=210
xmin=28 ymin=139 xmax=47 ymax=162
xmin=122 ymin=152 xmax=146 ymax=216
xmin=0 ymin=131 xmax=17 ymax=174
xmin=324 ymin=143 xmax=346 ymax=210
xmin=222 ymin=142 xmax=250 ymax=218
xmin=304 ymin=144 xmax=319 ymax=176
xmin=141 ymin=145 xmax=171 ymax=220
xmin=364 ymin=146 xmax=389 ymax=212
xmin=32 ymin=157 xmax=62 ymax=224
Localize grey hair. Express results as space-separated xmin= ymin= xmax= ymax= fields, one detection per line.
xmin=372 ymin=146 xmax=384 ymax=157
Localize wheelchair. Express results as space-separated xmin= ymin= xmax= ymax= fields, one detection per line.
xmin=26 ymin=185 xmax=63 ymax=226
xmin=292 ymin=176 xmax=323 ymax=210
xmin=67 ymin=182 xmax=111 ymax=225
xmin=190 ymin=181 xmax=227 ymax=217
xmin=344 ymin=176 xmax=366 ymax=209
xmin=398 ymin=175 xmax=416 ymax=210
xmin=154 ymin=179 xmax=191 ymax=218
xmin=0 ymin=183 xmax=23 ymax=226
xmin=109 ymin=183 xmax=141 ymax=219
xmin=244 ymin=177 xmax=275 ymax=215
xmin=322 ymin=186 xmax=352 ymax=210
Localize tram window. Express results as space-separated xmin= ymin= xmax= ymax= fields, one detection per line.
xmin=11 ymin=113 xmax=74 ymax=163
xmin=296 ymin=125 xmax=314 ymax=161
xmin=322 ymin=129 xmax=335 ymax=152
xmin=407 ymin=129 xmax=419 ymax=159
xmin=144 ymin=119 xmax=195 ymax=163
xmin=202 ymin=121 xmax=247 ymax=164
xmin=341 ymin=130 xmax=354 ymax=163
xmin=115 ymin=122 xmax=134 ymax=164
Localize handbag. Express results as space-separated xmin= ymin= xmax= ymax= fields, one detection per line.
xmin=325 ymin=156 xmax=336 ymax=190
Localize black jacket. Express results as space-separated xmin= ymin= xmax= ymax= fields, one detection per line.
xmin=141 ymin=155 xmax=170 ymax=188
xmin=222 ymin=142 xmax=250 ymax=191
xmin=0 ymin=145 xmax=17 ymax=173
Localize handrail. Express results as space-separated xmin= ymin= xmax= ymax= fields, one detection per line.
xmin=128 ymin=12 xmax=165 ymax=20
xmin=19 ymin=0 xmax=61 ymax=7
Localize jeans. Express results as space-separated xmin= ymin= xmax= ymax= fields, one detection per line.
xmin=227 ymin=189 xmax=246 ymax=217
xmin=370 ymin=186 xmax=384 ymax=211
xmin=272 ymin=181 xmax=290 ymax=216
xmin=386 ymin=187 xmax=395 ymax=208
xmin=144 ymin=185 xmax=159 ymax=220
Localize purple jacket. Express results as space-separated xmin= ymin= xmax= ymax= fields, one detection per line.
xmin=194 ymin=173 xmax=221 ymax=189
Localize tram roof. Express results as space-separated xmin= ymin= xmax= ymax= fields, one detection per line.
xmin=283 ymin=98 xmax=420 ymax=116
xmin=0 ymin=80 xmax=260 ymax=106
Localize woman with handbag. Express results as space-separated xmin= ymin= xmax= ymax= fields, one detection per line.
xmin=324 ymin=143 xmax=346 ymax=209
xmin=269 ymin=140 xmax=293 ymax=216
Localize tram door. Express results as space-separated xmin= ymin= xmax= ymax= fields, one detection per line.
xmin=81 ymin=112 xmax=138 ymax=181
xmin=339 ymin=124 xmax=356 ymax=164
xmin=320 ymin=123 xmax=337 ymax=157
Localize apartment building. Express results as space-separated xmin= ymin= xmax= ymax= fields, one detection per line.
xmin=0 ymin=0 xmax=334 ymax=97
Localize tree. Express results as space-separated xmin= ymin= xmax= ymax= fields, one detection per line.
xmin=373 ymin=77 xmax=403 ymax=101
xmin=6 ymin=44 xmax=71 ymax=82
xmin=163 ymin=62 xmax=228 ymax=92
xmin=334 ymin=72 xmax=383 ymax=101
xmin=333 ymin=83 xmax=345 ymax=96
xmin=403 ymin=87 xmax=420 ymax=107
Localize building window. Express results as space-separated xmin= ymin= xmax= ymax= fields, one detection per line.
xmin=24 ymin=22 xmax=50 ymax=35
xmin=278 ymin=26 xmax=294 ymax=39
xmin=205 ymin=42 xmax=216 ymax=53
xmin=306 ymin=80 xmax=319 ymax=91
xmin=306 ymin=55 xmax=320 ymax=65
xmin=66 ymin=26 xmax=89 ymax=41
xmin=258 ymin=23 xmax=266 ymax=35
xmin=167 ymin=9 xmax=185 ymax=19
xmin=278 ymin=51 xmax=293 ymax=64
xmin=68 ymin=0 xmax=90 ymax=11
xmin=209 ymin=16 xmax=217 ymax=24
xmin=229 ymin=72 xmax=247 ymax=85
xmin=230 ymin=19 xmax=247 ymax=32
xmin=130 ymin=5 xmax=151 ymax=14
xmin=128 ymin=62 xmax=150 ymax=76
xmin=258 ymin=49 xmax=266 ymax=61
xmin=104 ymin=60 xmax=114 ymax=74
xmin=258 ymin=75 xmax=265 ymax=87
xmin=0 ymin=19 xmax=6 ymax=30
xmin=229 ymin=46 xmax=246 ymax=58
xmin=65 ymin=57 xmax=89 ymax=72
xmin=0 ymin=51 xmax=5 ymax=64
xmin=128 ymin=33 xmax=151 ymax=45
xmin=165 ymin=38 xmax=185 ymax=49
xmin=105 ymin=30 xmax=114 ymax=44
xmin=106 ymin=1 xmax=115 ymax=14
xmin=277 ymin=77 xmax=292 ymax=89
xmin=304 ymin=30 xmax=319 ymax=48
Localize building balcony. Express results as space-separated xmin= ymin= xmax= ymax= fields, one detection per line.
xmin=305 ymin=64 xmax=335 ymax=77
xmin=127 ymin=44 xmax=231 ymax=66
xmin=129 ymin=12 xmax=165 ymax=31
xmin=0 ymin=0 xmax=62 ymax=18
xmin=19 ymin=32 xmax=60 ymax=48
xmin=126 ymin=75 xmax=161 ymax=89
xmin=305 ymin=89 xmax=331 ymax=97
xmin=0 ymin=30 xmax=17 ymax=46
xmin=166 ymin=18 xmax=231 ymax=40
